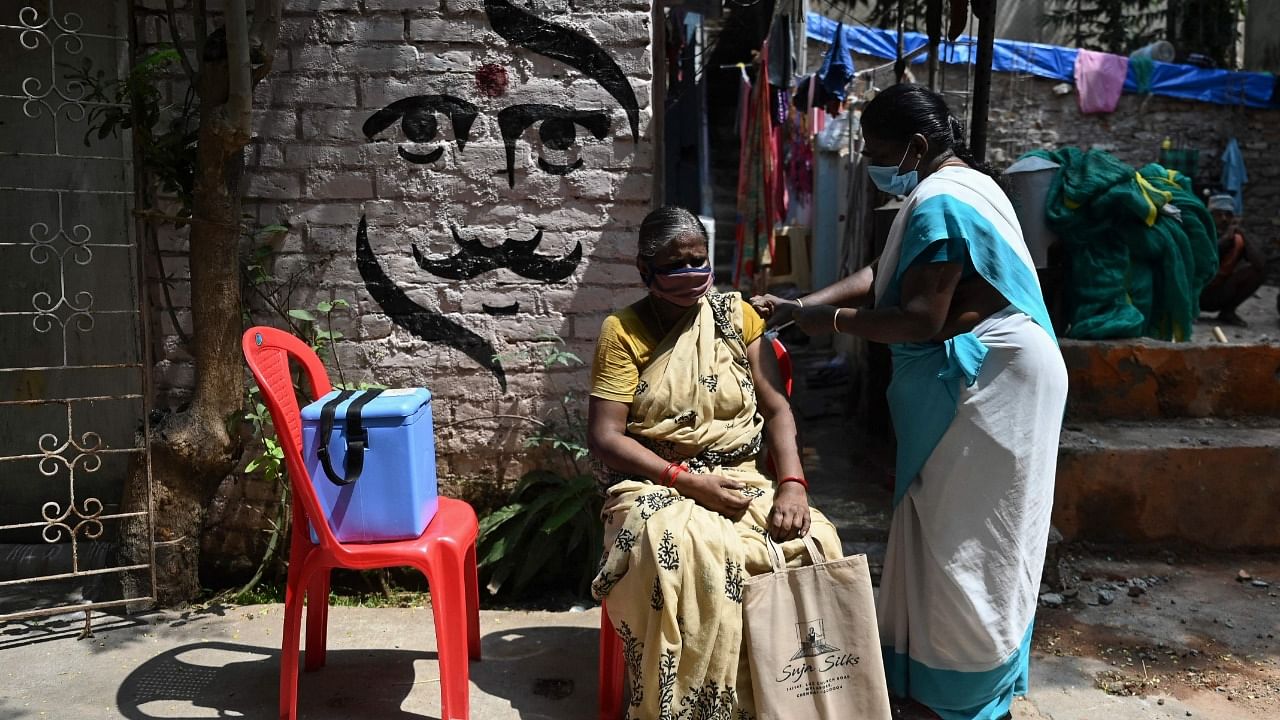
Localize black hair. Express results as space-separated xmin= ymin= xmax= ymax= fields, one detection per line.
xmin=860 ymin=83 xmax=998 ymax=178
xmin=637 ymin=206 xmax=708 ymax=259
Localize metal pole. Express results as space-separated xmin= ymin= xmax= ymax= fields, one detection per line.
xmin=794 ymin=0 xmax=808 ymax=76
xmin=927 ymin=0 xmax=942 ymax=91
xmin=651 ymin=0 xmax=666 ymax=207
xmin=894 ymin=0 xmax=907 ymax=82
xmin=970 ymin=0 xmax=996 ymax=162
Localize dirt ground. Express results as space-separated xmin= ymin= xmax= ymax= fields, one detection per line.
xmin=1032 ymin=549 xmax=1280 ymax=718
xmin=1193 ymin=284 xmax=1279 ymax=344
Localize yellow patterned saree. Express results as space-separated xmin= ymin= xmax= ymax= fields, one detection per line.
xmin=592 ymin=292 xmax=842 ymax=720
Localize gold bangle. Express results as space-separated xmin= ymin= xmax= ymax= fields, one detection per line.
xmin=832 ymin=307 xmax=841 ymax=333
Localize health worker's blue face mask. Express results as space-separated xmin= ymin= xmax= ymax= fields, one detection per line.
xmin=867 ymin=144 xmax=921 ymax=196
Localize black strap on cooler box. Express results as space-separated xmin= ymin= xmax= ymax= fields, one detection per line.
xmin=315 ymin=388 xmax=385 ymax=486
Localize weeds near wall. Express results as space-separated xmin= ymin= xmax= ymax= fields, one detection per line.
xmin=235 ymin=292 xmax=360 ymax=600
xmin=476 ymin=333 xmax=603 ymax=599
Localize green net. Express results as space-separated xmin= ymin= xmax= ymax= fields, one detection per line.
xmin=1026 ymin=147 xmax=1218 ymax=341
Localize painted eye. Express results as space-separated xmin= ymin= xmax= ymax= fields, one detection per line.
xmin=362 ymin=95 xmax=478 ymax=165
xmin=539 ymin=117 xmax=578 ymax=151
xmin=497 ymin=103 xmax=611 ymax=187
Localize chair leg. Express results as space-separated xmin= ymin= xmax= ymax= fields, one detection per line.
xmin=599 ymin=603 xmax=626 ymax=720
xmin=304 ymin=569 xmax=331 ymax=671
xmin=280 ymin=564 xmax=311 ymax=720
xmin=464 ymin=541 xmax=481 ymax=661
xmin=423 ymin=546 xmax=471 ymax=720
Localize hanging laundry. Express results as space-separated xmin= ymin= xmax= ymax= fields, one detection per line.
xmin=735 ymin=45 xmax=780 ymax=292
xmin=785 ymin=103 xmax=814 ymax=219
xmin=767 ymin=20 xmax=791 ymax=88
xmin=792 ymin=74 xmax=818 ymax=111
xmin=948 ymin=0 xmax=969 ymax=41
xmin=817 ymin=21 xmax=854 ymax=113
xmin=1129 ymin=53 xmax=1155 ymax=95
xmin=773 ymin=87 xmax=790 ymax=223
xmin=1220 ymin=138 xmax=1248 ymax=216
xmin=1074 ymin=49 xmax=1129 ymax=114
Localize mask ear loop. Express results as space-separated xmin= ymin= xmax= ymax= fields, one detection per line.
xmin=901 ymin=138 xmax=926 ymax=173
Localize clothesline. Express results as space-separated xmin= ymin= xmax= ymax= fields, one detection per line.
xmin=716 ymin=42 xmax=928 ymax=81
xmin=807 ymin=16 xmax=1278 ymax=109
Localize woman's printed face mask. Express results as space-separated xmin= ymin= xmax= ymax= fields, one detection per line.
xmin=644 ymin=260 xmax=713 ymax=307
xmin=867 ymin=143 xmax=922 ymax=196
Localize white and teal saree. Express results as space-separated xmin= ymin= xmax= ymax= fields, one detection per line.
xmin=873 ymin=166 xmax=1069 ymax=720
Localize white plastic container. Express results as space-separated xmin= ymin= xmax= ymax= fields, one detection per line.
xmin=1001 ymin=156 xmax=1061 ymax=269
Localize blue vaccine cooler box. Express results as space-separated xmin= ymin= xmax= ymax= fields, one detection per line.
xmin=300 ymin=388 xmax=438 ymax=543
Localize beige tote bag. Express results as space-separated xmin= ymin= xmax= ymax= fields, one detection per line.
xmin=743 ymin=536 xmax=892 ymax=719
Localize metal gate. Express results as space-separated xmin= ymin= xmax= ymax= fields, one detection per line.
xmin=0 ymin=1 xmax=154 ymax=624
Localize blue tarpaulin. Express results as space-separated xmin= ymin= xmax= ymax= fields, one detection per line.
xmin=806 ymin=15 xmax=1278 ymax=110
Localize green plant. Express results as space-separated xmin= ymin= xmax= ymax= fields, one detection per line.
xmin=512 ymin=332 xmax=589 ymax=475
xmin=243 ymin=385 xmax=284 ymax=484
xmin=477 ymin=470 xmax=602 ymax=598
xmin=65 ymin=47 xmax=198 ymax=209
xmin=476 ymin=333 xmax=602 ymax=599
xmin=233 ymin=285 xmax=358 ymax=600
xmin=284 ymin=298 xmax=351 ymax=383
xmin=68 ymin=48 xmax=200 ymax=345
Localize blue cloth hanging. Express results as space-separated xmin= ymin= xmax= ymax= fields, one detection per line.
xmin=817 ymin=22 xmax=854 ymax=103
xmin=1220 ymin=138 xmax=1247 ymax=215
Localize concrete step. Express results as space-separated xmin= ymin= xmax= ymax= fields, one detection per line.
xmin=1061 ymin=339 xmax=1280 ymax=421
xmin=1053 ymin=419 xmax=1280 ymax=550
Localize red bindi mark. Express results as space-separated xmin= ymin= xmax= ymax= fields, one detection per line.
xmin=475 ymin=64 xmax=509 ymax=98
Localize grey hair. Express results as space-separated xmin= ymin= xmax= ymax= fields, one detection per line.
xmin=637 ymin=206 xmax=708 ymax=259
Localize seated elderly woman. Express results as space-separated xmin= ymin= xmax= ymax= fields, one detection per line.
xmin=587 ymin=205 xmax=842 ymax=718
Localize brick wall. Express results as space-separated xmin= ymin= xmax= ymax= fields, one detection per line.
xmin=133 ymin=1 xmax=656 ymax=578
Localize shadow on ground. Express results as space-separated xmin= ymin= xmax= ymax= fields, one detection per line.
xmin=110 ymin=623 xmax=600 ymax=720
xmin=116 ymin=641 xmax=422 ymax=720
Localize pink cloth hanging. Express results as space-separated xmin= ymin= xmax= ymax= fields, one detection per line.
xmin=1074 ymin=49 xmax=1129 ymax=114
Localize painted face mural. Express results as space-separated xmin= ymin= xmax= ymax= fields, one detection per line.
xmin=356 ymin=0 xmax=641 ymax=392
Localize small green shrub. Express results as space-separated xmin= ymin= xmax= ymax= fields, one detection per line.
xmin=476 ymin=333 xmax=602 ymax=599
xmin=477 ymin=470 xmax=602 ymax=598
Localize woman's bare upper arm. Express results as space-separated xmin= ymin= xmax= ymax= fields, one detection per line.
xmin=747 ymin=337 xmax=789 ymax=419
xmin=587 ymin=395 xmax=631 ymax=439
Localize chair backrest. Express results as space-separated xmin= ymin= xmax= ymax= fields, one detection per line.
xmin=770 ymin=336 xmax=793 ymax=397
xmin=241 ymin=326 xmax=339 ymax=548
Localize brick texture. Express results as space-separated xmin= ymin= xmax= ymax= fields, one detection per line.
xmin=135 ymin=0 xmax=655 ymax=571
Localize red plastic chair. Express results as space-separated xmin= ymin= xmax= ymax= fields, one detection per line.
xmin=597 ymin=336 xmax=792 ymax=720
xmin=242 ymin=326 xmax=481 ymax=720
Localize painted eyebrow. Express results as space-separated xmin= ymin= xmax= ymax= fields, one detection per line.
xmin=484 ymin=0 xmax=639 ymax=141
xmin=361 ymin=95 xmax=479 ymax=149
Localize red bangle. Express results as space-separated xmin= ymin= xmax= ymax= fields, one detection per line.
xmin=660 ymin=462 xmax=687 ymax=487
xmin=779 ymin=476 xmax=809 ymax=491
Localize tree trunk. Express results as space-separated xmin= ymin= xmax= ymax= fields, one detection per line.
xmin=119 ymin=15 xmax=260 ymax=604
